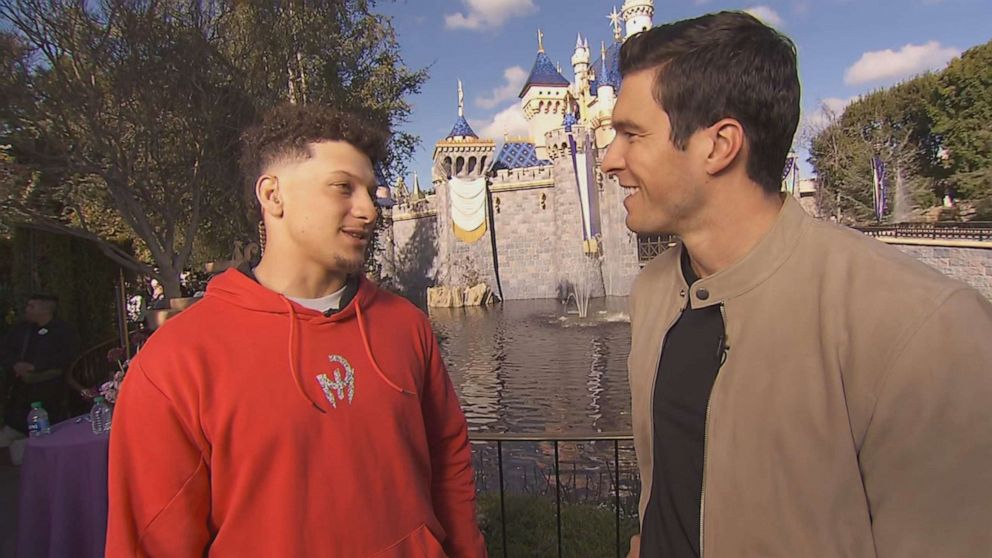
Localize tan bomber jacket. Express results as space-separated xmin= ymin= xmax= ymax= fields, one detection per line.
xmin=628 ymin=196 xmax=992 ymax=557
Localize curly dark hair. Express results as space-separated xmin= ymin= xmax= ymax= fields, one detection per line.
xmin=239 ymin=103 xmax=390 ymax=211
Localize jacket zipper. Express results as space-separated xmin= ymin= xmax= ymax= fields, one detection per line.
xmin=700 ymin=302 xmax=729 ymax=557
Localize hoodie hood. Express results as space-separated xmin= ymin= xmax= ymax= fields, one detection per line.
xmin=206 ymin=267 xmax=369 ymax=320
xmin=204 ymin=269 xmax=412 ymax=412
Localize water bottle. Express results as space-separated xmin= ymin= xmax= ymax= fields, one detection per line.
xmin=27 ymin=401 xmax=51 ymax=438
xmin=90 ymin=396 xmax=113 ymax=434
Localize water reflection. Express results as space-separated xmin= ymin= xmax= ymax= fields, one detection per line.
xmin=431 ymin=297 xmax=633 ymax=435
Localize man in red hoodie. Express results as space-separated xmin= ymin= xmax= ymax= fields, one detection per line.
xmin=107 ymin=104 xmax=487 ymax=557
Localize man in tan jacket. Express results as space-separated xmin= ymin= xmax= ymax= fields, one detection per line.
xmin=602 ymin=11 xmax=992 ymax=558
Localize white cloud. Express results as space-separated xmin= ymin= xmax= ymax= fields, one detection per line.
xmin=802 ymin=96 xmax=858 ymax=133
xmin=745 ymin=6 xmax=784 ymax=27
xmin=476 ymin=66 xmax=529 ymax=109
xmin=444 ymin=0 xmax=537 ymax=31
xmin=470 ymin=104 xmax=529 ymax=140
xmin=844 ymin=41 xmax=960 ymax=85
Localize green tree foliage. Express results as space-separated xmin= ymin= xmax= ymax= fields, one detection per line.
xmin=929 ymin=39 xmax=992 ymax=213
xmin=809 ymin=75 xmax=940 ymax=224
xmin=809 ymin=39 xmax=991 ymax=224
xmin=0 ymin=0 xmax=426 ymax=297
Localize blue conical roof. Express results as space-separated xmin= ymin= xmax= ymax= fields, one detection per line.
xmin=592 ymin=42 xmax=622 ymax=91
xmin=446 ymin=115 xmax=478 ymax=139
xmin=519 ymin=51 xmax=570 ymax=98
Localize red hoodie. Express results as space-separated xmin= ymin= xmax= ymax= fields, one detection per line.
xmin=107 ymin=270 xmax=486 ymax=557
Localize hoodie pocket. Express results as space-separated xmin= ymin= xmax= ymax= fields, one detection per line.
xmin=369 ymin=523 xmax=448 ymax=558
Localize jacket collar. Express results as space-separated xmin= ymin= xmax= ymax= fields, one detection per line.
xmin=681 ymin=195 xmax=811 ymax=308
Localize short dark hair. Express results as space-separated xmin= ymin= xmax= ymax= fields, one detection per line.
xmin=29 ymin=294 xmax=58 ymax=304
xmin=619 ymin=11 xmax=800 ymax=193
xmin=239 ymin=103 xmax=390 ymax=211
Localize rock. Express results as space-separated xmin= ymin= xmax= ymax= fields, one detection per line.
xmin=464 ymin=283 xmax=491 ymax=306
xmin=427 ymin=286 xmax=453 ymax=308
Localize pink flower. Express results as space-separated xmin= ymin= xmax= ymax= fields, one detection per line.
xmin=100 ymin=379 xmax=120 ymax=404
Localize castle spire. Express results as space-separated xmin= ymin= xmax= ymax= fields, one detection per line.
xmin=537 ymin=29 xmax=544 ymax=52
xmin=608 ymin=7 xmax=623 ymax=41
xmin=457 ymin=79 xmax=464 ymax=118
xmin=412 ymin=171 xmax=422 ymax=199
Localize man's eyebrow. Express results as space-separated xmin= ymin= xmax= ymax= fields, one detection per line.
xmin=613 ymin=119 xmax=645 ymax=133
xmin=325 ymin=170 xmax=374 ymax=185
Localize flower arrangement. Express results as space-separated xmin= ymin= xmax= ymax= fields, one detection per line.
xmin=99 ymin=331 xmax=149 ymax=404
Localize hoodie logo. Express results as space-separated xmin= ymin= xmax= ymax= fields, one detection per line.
xmin=316 ymin=355 xmax=355 ymax=409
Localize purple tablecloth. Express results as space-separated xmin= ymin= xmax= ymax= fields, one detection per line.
xmin=17 ymin=417 xmax=109 ymax=558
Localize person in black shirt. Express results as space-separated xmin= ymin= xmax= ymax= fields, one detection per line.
xmin=601 ymin=11 xmax=798 ymax=557
xmin=1 ymin=294 xmax=80 ymax=435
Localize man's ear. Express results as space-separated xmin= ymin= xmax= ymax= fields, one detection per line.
xmin=703 ymin=118 xmax=745 ymax=176
xmin=256 ymin=175 xmax=283 ymax=218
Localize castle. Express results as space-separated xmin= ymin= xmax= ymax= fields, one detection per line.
xmin=378 ymin=1 xmax=659 ymax=303
xmin=379 ymin=1 xmax=815 ymax=303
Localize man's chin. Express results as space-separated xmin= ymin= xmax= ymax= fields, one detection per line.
xmin=333 ymin=255 xmax=366 ymax=275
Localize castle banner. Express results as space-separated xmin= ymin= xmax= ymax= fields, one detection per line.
xmin=449 ymin=177 xmax=488 ymax=243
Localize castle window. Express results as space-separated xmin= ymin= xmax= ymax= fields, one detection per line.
xmin=455 ymin=156 xmax=465 ymax=175
xmin=443 ymin=157 xmax=453 ymax=179
xmin=467 ymin=157 xmax=477 ymax=175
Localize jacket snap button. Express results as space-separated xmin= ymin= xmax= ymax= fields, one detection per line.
xmin=696 ymin=288 xmax=710 ymax=301
xmin=679 ymin=289 xmax=686 ymax=297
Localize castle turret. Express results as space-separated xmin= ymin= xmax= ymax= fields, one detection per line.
xmin=433 ymin=79 xmax=495 ymax=184
xmin=621 ymin=0 xmax=654 ymax=39
xmin=571 ymin=34 xmax=590 ymax=87
xmin=520 ymin=29 xmax=572 ymax=160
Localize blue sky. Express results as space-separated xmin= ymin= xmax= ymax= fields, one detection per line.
xmin=379 ymin=0 xmax=992 ymax=186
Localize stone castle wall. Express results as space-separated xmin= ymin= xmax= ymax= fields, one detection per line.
xmin=891 ymin=243 xmax=992 ymax=300
xmin=384 ymin=137 xmax=647 ymax=302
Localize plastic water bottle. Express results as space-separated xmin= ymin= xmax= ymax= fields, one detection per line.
xmin=27 ymin=401 xmax=51 ymax=437
xmin=90 ymin=396 xmax=113 ymax=434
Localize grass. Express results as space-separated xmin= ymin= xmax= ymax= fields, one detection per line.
xmin=477 ymin=492 xmax=639 ymax=557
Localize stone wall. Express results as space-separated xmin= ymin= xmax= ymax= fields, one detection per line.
xmin=433 ymin=178 xmax=499 ymax=296
xmin=891 ymin=243 xmax=992 ymax=300
xmin=596 ymin=153 xmax=642 ymax=296
xmin=389 ymin=211 xmax=439 ymax=306
xmin=490 ymin=184 xmax=558 ymax=299
xmin=549 ymin=156 xmax=606 ymax=300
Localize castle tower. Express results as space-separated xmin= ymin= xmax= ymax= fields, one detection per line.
xmin=520 ymin=29 xmax=572 ymax=160
xmin=433 ymin=80 xmax=495 ymax=184
xmin=621 ymin=0 xmax=654 ymax=39
xmin=433 ymin=79 xmax=496 ymax=256
xmin=571 ymin=34 xmax=590 ymax=88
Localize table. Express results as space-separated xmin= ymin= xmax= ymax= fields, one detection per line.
xmin=17 ymin=417 xmax=108 ymax=558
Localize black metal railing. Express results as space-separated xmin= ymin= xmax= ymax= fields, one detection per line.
xmin=470 ymin=432 xmax=638 ymax=558
xmin=856 ymin=222 xmax=992 ymax=242
xmin=637 ymin=234 xmax=678 ymax=263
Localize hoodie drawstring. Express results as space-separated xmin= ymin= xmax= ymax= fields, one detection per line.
xmin=356 ymin=303 xmax=414 ymax=396
xmin=281 ymin=294 xmax=412 ymax=414
xmin=282 ymin=297 xmax=328 ymax=413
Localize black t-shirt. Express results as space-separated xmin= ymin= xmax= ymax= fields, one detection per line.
xmin=640 ymin=251 xmax=725 ymax=558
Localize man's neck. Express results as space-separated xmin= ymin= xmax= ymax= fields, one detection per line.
xmin=34 ymin=316 xmax=53 ymax=328
xmin=680 ymin=189 xmax=784 ymax=279
xmin=252 ymin=251 xmax=348 ymax=299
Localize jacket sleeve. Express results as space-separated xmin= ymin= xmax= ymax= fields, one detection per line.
xmin=106 ymin=360 xmax=212 ymax=557
xmin=420 ymin=331 xmax=487 ymax=558
xmin=860 ymin=287 xmax=992 ymax=557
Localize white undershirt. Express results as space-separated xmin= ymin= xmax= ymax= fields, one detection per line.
xmin=286 ymin=285 xmax=347 ymax=313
